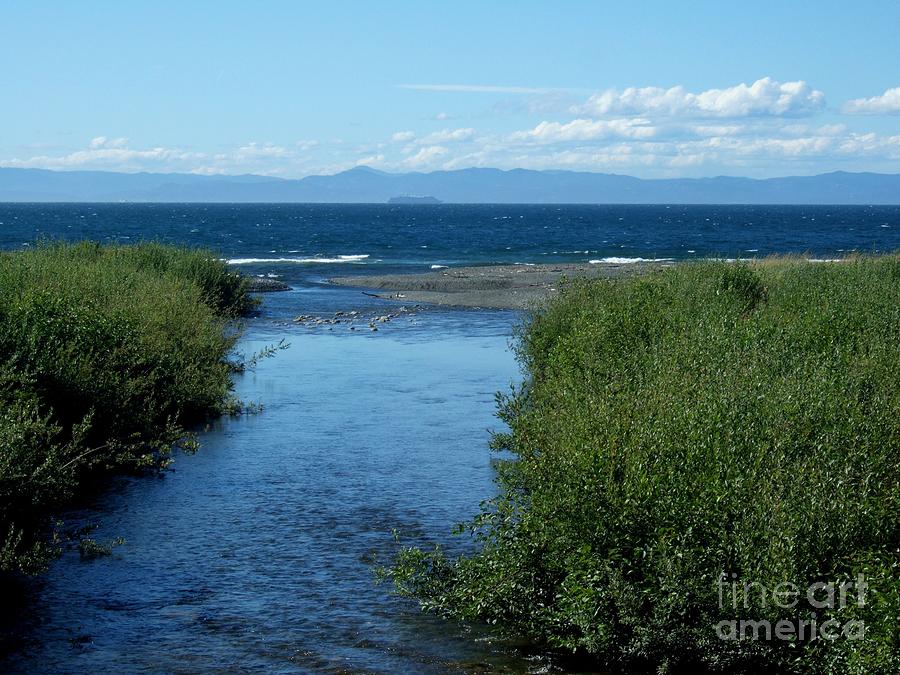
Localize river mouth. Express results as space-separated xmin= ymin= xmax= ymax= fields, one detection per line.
xmin=1 ymin=281 xmax=543 ymax=672
xmin=6 ymin=202 xmax=896 ymax=671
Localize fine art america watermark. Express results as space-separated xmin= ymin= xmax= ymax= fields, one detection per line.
xmin=715 ymin=573 xmax=867 ymax=642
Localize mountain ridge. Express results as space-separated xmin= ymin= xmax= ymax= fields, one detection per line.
xmin=0 ymin=166 xmax=898 ymax=204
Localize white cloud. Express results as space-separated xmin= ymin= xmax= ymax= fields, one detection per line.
xmin=841 ymin=87 xmax=900 ymax=115
xmin=817 ymin=124 xmax=849 ymax=136
xmin=437 ymin=118 xmax=900 ymax=175
xmin=698 ymin=135 xmax=835 ymax=157
xmin=391 ymin=128 xmax=477 ymax=147
xmin=401 ymin=145 xmax=449 ymax=169
xmin=384 ymin=112 xmax=900 ymax=174
xmin=89 ymin=136 xmax=129 ymax=149
xmin=573 ymin=77 xmax=825 ymax=118
xmin=0 ymin=138 xmax=310 ymax=175
xmin=836 ymin=132 xmax=900 ymax=157
xmin=418 ymin=127 xmax=475 ymax=144
xmin=391 ymin=131 xmax=415 ymax=142
xmin=511 ymin=118 xmax=657 ymax=142
xmin=398 ymin=83 xmax=552 ymax=94
xmin=354 ymin=154 xmax=386 ymax=167
xmin=773 ymin=123 xmax=847 ymax=138
xmin=6 ymin=111 xmax=899 ymax=179
xmin=1 ymin=141 xmax=205 ymax=171
xmin=687 ymin=123 xmax=746 ymax=138
xmin=235 ymin=142 xmax=291 ymax=159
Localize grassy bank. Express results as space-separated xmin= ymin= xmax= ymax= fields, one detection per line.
xmin=0 ymin=242 xmax=253 ymax=576
xmin=390 ymin=256 xmax=900 ymax=674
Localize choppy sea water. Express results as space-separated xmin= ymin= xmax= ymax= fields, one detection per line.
xmin=1 ymin=203 xmax=898 ymax=270
xmin=1 ymin=203 xmax=899 ymax=672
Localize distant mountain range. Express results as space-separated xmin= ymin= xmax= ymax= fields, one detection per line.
xmin=0 ymin=166 xmax=898 ymax=204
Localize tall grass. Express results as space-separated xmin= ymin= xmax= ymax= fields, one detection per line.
xmin=389 ymin=256 xmax=900 ymax=674
xmin=0 ymin=242 xmax=253 ymax=576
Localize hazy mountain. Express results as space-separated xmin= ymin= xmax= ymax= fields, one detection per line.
xmin=0 ymin=166 xmax=898 ymax=204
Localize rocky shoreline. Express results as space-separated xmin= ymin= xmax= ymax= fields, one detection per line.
xmin=328 ymin=261 xmax=671 ymax=309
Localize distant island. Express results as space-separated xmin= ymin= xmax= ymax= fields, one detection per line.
xmin=1 ymin=165 xmax=899 ymax=204
xmin=387 ymin=195 xmax=442 ymax=204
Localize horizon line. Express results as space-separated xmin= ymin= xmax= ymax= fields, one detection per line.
xmin=2 ymin=165 xmax=898 ymax=182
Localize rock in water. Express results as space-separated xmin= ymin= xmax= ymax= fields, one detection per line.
xmin=244 ymin=277 xmax=290 ymax=292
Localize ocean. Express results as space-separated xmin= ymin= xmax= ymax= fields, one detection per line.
xmin=1 ymin=203 xmax=898 ymax=276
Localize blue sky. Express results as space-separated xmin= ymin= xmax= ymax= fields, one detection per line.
xmin=1 ymin=1 xmax=898 ymax=178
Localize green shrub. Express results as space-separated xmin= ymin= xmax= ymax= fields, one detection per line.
xmin=0 ymin=242 xmax=252 ymax=576
xmin=389 ymin=257 xmax=900 ymax=674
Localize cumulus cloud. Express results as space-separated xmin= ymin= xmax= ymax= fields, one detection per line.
xmin=699 ymin=135 xmax=835 ymax=157
xmin=841 ymin=86 xmax=900 ymax=115
xmin=355 ymin=154 xmax=386 ymax=167
xmin=438 ymin=117 xmax=900 ymax=175
xmin=0 ymin=137 xmax=313 ymax=175
xmin=391 ymin=131 xmax=415 ymax=142
xmin=7 ymin=109 xmax=900 ymax=179
xmin=573 ymin=77 xmax=825 ymax=118
xmin=401 ymin=145 xmax=449 ymax=169
xmin=512 ymin=118 xmax=657 ymax=142
xmin=89 ymin=136 xmax=129 ymax=149
xmin=836 ymin=132 xmax=900 ymax=157
xmin=235 ymin=142 xmax=291 ymax=159
xmin=372 ymin=113 xmax=900 ymax=173
xmin=687 ymin=123 xmax=746 ymax=137
xmin=418 ymin=127 xmax=475 ymax=144
xmin=1 ymin=140 xmax=205 ymax=172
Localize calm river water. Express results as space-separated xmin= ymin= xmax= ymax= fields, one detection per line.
xmin=2 ymin=282 xmax=543 ymax=673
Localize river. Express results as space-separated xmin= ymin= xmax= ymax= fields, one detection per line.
xmin=2 ymin=282 xmax=542 ymax=673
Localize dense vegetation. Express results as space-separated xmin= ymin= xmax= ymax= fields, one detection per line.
xmin=390 ymin=257 xmax=900 ymax=674
xmin=0 ymin=242 xmax=253 ymax=576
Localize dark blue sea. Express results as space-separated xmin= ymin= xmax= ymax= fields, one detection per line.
xmin=1 ymin=204 xmax=898 ymax=673
xmin=1 ymin=204 xmax=898 ymax=273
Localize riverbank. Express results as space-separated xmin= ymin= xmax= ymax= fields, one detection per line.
xmin=329 ymin=261 xmax=671 ymax=309
xmin=0 ymin=242 xmax=253 ymax=579
xmin=390 ymin=256 xmax=900 ymax=674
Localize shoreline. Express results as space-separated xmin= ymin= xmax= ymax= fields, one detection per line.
xmin=328 ymin=261 xmax=672 ymax=309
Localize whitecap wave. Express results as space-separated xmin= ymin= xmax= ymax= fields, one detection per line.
xmin=430 ymin=264 xmax=449 ymax=269
xmin=588 ymin=257 xmax=672 ymax=264
xmin=227 ymin=254 xmax=370 ymax=264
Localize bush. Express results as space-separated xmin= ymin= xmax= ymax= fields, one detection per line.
xmin=389 ymin=256 xmax=900 ymax=674
xmin=0 ymin=242 xmax=252 ymax=576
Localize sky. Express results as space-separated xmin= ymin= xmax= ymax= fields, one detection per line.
xmin=1 ymin=1 xmax=899 ymax=179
